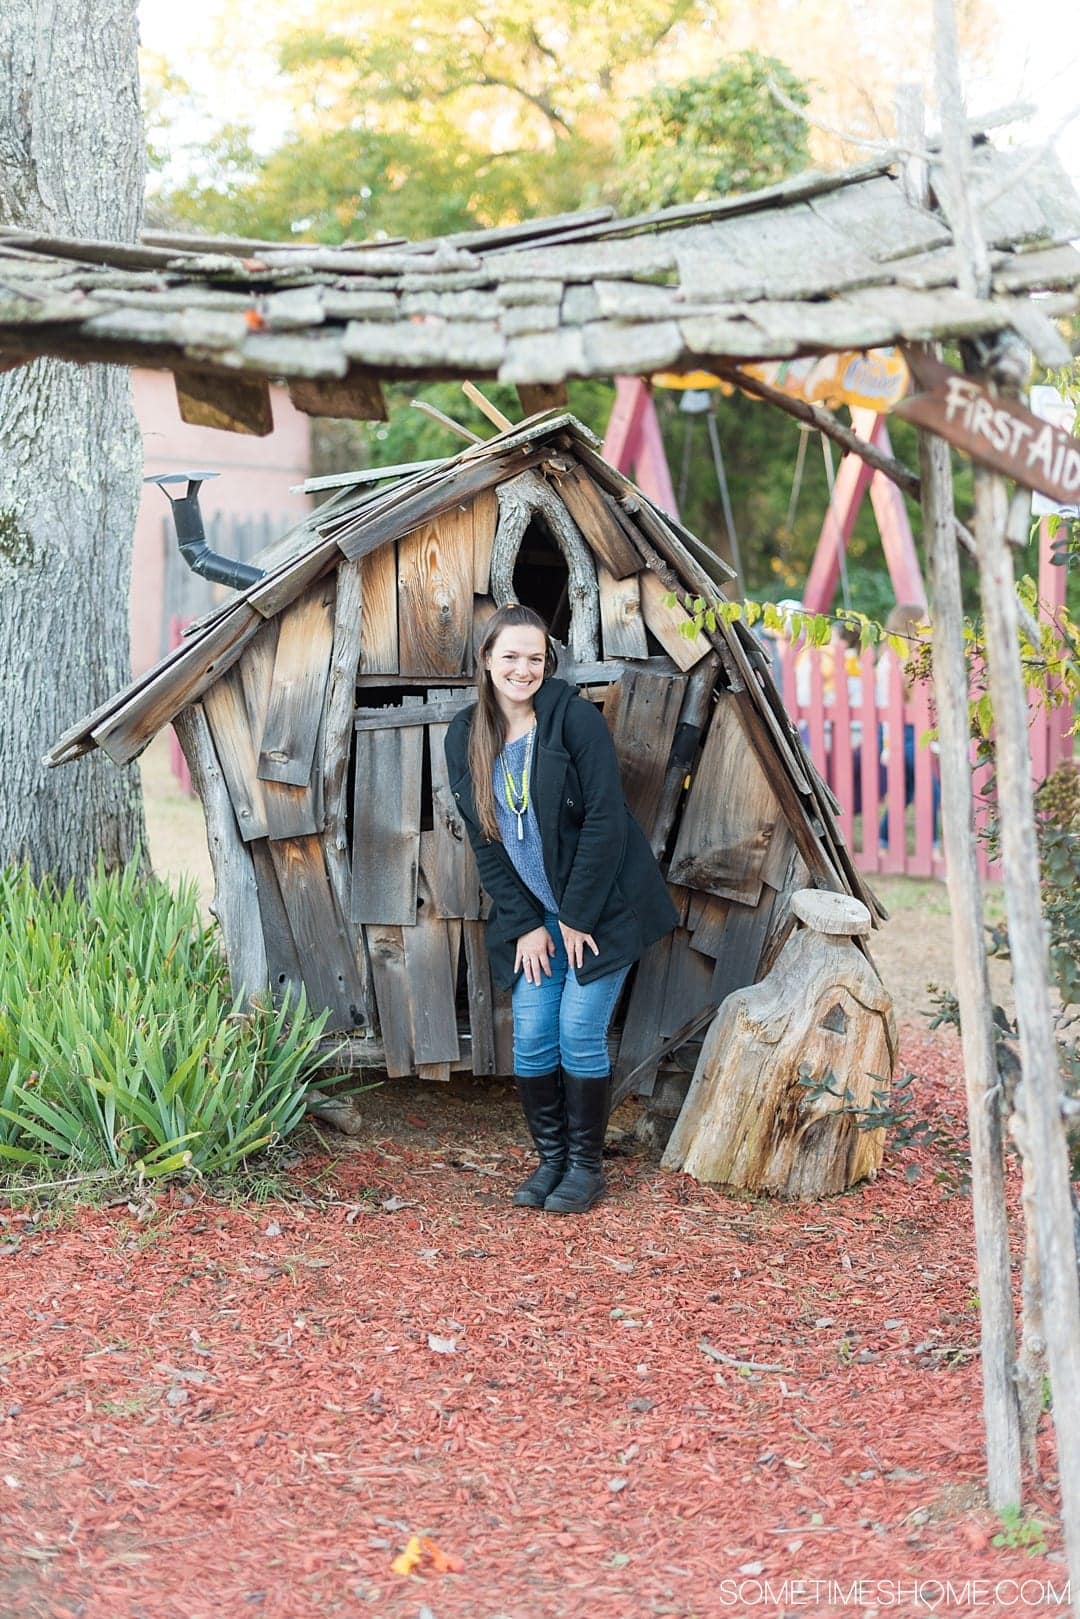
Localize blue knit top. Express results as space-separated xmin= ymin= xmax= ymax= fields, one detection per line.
xmin=493 ymin=729 xmax=559 ymax=915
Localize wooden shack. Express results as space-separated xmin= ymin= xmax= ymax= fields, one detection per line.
xmin=49 ymin=408 xmax=883 ymax=1108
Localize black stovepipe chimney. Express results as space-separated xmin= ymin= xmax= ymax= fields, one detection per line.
xmin=146 ymin=472 xmax=265 ymax=591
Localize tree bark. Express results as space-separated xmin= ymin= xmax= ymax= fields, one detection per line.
xmin=662 ymin=900 xmax=896 ymax=1198
xmin=1012 ymin=1099 xmax=1048 ymax=1473
xmin=0 ymin=0 xmax=147 ymax=883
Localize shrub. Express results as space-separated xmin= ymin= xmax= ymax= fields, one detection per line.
xmin=0 ymin=861 xmax=329 ymax=1183
xmin=932 ymin=763 xmax=1080 ymax=1174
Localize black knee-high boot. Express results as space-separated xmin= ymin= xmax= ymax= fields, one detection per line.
xmin=543 ymin=1068 xmax=610 ymax=1214
xmin=512 ymin=1070 xmax=567 ymax=1208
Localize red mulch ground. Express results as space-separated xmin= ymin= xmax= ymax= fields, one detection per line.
xmin=0 ymin=1027 xmax=1071 ymax=1619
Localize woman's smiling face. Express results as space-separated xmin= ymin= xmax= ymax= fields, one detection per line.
xmin=485 ymin=624 xmax=548 ymax=710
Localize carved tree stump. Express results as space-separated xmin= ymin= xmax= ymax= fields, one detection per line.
xmin=661 ymin=890 xmax=896 ymax=1197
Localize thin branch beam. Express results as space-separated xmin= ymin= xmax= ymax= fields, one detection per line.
xmin=716 ymin=363 xmax=1046 ymax=645
xmin=716 ymin=364 xmax=920 ymax=494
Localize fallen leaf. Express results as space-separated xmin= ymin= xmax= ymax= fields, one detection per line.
xmin=419 ymin=1535 xmax=465 ymax=1573
xmin=427 ymin=1335 xmax=457 ymax=1354
xmin=390 ymin=1536 xmax=424 ymax=1576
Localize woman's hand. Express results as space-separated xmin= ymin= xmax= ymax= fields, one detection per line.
xmin=559 ymin=920 xmax=599 ymax=972
xmin=515 ymin=926 xmax=556 ymax=985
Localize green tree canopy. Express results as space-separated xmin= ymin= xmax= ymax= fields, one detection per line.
xmin=151 ymin=0 xmax=727 ymax=239
xmin=617 ymin=52 xmax=810 ymax=213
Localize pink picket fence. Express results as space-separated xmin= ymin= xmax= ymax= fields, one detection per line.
xmin=774 ymin=641 xmax=1075 ymax=883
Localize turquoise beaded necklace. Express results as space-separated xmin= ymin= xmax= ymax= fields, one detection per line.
xmin=499 ymin=723 xmax=535 ymax=841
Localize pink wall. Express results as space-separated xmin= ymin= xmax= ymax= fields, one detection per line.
xmin=130 ymin=370 xmax=313 ymax=676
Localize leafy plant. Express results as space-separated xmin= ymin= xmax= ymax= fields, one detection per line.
xmin=617 ymin=53 xmax=810 ymax=213
xmin=796 ymin=1064 xmax=972 ymax=1196
xmin=942 ymin=764 xmax=1080 ymax=1171
xmin=991 ymin=1505 xmax=1049 ymax=1556
xmin=0 ymin=861 xmax=330 ymax=1185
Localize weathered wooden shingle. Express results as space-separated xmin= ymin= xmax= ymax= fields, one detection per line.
xmin=4 ymin=140 xmax=1078 ymax=393
xmin=343 ymin=317 xmax=506 ymax=370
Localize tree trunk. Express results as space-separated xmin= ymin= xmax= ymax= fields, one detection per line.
xmin=491 ymin=471 xmax=599 ymax=663
xmin=0 ymin=0 xmax=147 ymax=883
xmin=931 ymin=7 xmax=1078 ymax=1574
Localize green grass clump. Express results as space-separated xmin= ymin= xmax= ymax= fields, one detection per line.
xmin=0 ymin=861 xmax=328 ymax=1184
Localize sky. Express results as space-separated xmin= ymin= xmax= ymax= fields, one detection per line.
xmin=136 ymin=0 xmax=1080 ymax=190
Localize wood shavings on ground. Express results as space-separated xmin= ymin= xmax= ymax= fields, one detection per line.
xmin=0 ymin=1027 xmax=1069 ymax=1618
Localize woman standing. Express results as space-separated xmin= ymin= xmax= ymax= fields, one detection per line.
xmin=444 ymin=603 xmax=679 ymax=1215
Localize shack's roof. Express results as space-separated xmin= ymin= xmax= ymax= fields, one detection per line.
xmin=47 ymin=411 xmax=720 ymax=768
xmin=3 ymin=139 xmax=1079 ymax=416
xmin=47 ymin=408 xmax=875 ymax=911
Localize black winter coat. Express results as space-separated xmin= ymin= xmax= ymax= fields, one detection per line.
xmin=444 ymin=677 xmax=679 ymax=991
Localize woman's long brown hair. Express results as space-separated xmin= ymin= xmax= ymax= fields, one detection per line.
xmin=468 ymin=602 xmax=557 ymax=841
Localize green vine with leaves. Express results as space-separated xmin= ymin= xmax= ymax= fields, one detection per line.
xmin=664 ymin=577 xmax=1080 ymax=747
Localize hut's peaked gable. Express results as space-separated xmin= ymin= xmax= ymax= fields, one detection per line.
xmin=50 ymin=415 xmax=880 ymax=1090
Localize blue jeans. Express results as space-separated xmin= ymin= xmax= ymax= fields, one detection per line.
xmin=512 ymin=912 xmax=630 ymax=1077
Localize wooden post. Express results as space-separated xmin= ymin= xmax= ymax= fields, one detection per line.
xmin=974 ymin=459 xmax=1080 ymax=1567
xmin=920 ymin=419 xmax=1022 ymax=1506
xmin=801 ymin=444 xmax=874 ymax=614
xmin=867 ymin=415 xmax=928 ymax=608
xmin=933 ymin=0 xmax=1080 ymax=1587
xmin=802 ymin=411 xmax=926 ymax=616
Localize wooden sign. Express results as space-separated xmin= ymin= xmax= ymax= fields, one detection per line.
xmin=894 ymin=351 xmax=1080 ymax=507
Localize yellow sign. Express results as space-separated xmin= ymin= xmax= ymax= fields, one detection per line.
xmin=654 ymin=348 xmax=910 ymax=412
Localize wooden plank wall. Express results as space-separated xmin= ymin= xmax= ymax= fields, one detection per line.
xmin=185 ymin=467 xmax=823 ymax=1088
xmin=398 ymin=509 xmax=473 ymax=677
xmin=668 ymin=692 xmax=781 ymax=905
xmin=611 ymin=681 xmax=810 ymax=1103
